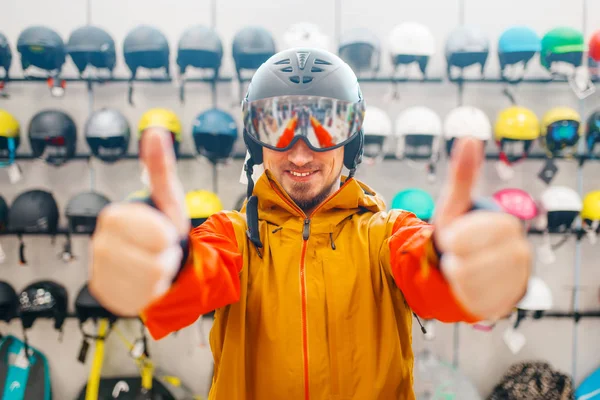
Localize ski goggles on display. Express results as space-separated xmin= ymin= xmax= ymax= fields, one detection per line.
xmin=548 ymin=120 xmax=579 ymax=144
xmin=242 ymin=95 xmax=365 ymax=151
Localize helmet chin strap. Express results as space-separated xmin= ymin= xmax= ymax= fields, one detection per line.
xmin=244 ymin=158 xmax=263 ymax=258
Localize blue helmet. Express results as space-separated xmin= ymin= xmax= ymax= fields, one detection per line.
xmin=445 ymin=25 xmax=489 ymax=80
xmin=498 ymin=26 xmax=541 ymax=83
xmin=192 ymin=108 xmax=238 ymax=163
xmin=67 ymin=25 xmax=116 ymax=79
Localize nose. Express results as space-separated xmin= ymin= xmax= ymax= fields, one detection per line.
xmin=287 ymin=139 xmax=314 ymax=167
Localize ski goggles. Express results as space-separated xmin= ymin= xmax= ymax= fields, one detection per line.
xmin=548 ymin=120 xmax=580 ymax=144
xmin=242 ymin=95 xmax=365 ymax=151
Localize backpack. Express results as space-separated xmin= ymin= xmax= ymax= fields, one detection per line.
xmin=0 ymin=335 xmax=52 ymax=400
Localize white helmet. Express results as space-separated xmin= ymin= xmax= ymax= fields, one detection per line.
xmin=540 ymin=186 xmax=582 ymax=213
xmin=443 ymin=106 xmax=492 ymax=155
xmin=395 ymin=106 xmax=442 ymax=158
xmin=389 ymin=22 xmax=436 ymax=57
xmin=362 ymin=106 xmax=392 ymax=163
xmin=517 ymin=277 xmax=553 ymax=311
xmin=283 ymin=22 xmax=331 ymax=51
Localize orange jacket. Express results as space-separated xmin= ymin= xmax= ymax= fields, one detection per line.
xmin=141 ymin=171 xmax=480 ymax=400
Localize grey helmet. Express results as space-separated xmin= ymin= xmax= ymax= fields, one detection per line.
xmin=338 ymin=28 xmax=381 ymax=75
xmin=17 ymin=26 xmax=66 ymax=96
xmin=0 ymin=32 xmax=12 ymax=94
xmin=65 ymin=191 xmax=111 ymax=234
xmin=67 ymin=25 xmax=116 ymax=79
xmin=176 ymin=25 xmax=223 ymax=102
xmin=28 ymin=109 xmax=77 ymax=166
xmin=445 ymin=25 xmax=490 ymax=80
xmin=123 ymin=25 xmax=170 ymax=105
xmin=232 ymin=26 xmax=276 ymax=81
xmin=241 ymin=47 xmax=365 ymax=252
xmin=85 ymin=108 xmax=130 ymax=163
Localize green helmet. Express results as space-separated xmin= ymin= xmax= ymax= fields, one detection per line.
xmin=540 ymin=27 xmax=585 ymax=70
xmin=390 ymin=188 xmax=435 ymax=222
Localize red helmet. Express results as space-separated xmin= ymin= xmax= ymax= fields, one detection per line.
xmin=492 ymin=188 xmax=538 ymax=225
xmin=589 ymin=30 xmax=600 ymax=61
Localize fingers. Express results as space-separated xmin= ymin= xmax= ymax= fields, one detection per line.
xmin=435 ymin=211 xmax=523 ymax=255
xmin=140 ymin=128 xmax=190 ymax=236
xmin=95 ymin=203 xmax=179 ymax=253
xmin=434 ymin=137 xmax=484 ymax=229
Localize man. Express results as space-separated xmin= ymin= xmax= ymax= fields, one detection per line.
xmin=89 ymin=48 xmax=531 ymax=399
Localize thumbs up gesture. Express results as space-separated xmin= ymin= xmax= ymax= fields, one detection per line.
xmin=433 ymin=138 xmax=532 ymax=320
xmin=89 ymin=129 xmax=191 ymax=316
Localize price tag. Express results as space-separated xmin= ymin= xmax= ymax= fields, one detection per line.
xmin=537 ymin=159 xmax=558 ymax=185
xmin=8 ymin=163 xmax=22 ymax=184
xmin=77 ymin=339 xmax=90 ymax=364
xmin=503 ymin=327 xmax=526 ymax=354
xmin=537 ymin=242 xmax=556 ymax=265
xmin=495 ymin=161 xmax=515 ymax=181
xmin=130 ymin=339 xmax=145 ymax=359
xmin=140 ymin=165 xmax=150 ymax=187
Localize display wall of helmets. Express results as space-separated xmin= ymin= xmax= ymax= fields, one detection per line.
xmin=2 ymin=103 xmax=600 ymax=185
xmin=1 ymin=24 xmax=600 ymax=99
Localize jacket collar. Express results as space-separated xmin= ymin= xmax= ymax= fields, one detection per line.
xmin=250 ymin=169 xmax=385 ymax=235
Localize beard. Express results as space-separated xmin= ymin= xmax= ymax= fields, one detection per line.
xmin=288 ymin=178 xmax=339 ymax=213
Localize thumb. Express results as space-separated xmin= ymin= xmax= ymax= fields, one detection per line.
xmin=433 ymin=137 xmax=484 ymax=231
xmin=141 ymin=128 xmax=190 ymax=236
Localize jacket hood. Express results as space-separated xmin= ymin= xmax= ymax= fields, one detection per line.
xmin=249 ymin=169 xmax=386 ymax=235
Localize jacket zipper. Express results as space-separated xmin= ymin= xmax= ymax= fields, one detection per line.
xmin=269 ymin=179 xmax=352 ymax=400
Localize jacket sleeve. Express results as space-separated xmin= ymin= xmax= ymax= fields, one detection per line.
xmin=141 ymin=212 xmax=243 ymax=340
xmin=382 ymin=211 xmax=481 ymax=324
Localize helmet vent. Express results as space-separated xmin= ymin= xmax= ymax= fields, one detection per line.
xmin=295 ymin=51 xmax=310 ymax=70
xmin=280 ymin=66 xmax=293 ymax=72
xmin=310 ymin=66 xmax=324 ymax=73
xmin=274 ymin=58 xmax=291 ymax=65
xmin=289 ymin=76 xmax=300 ymax=84
xmin=314 ymin=58 xmax=332 ymax=65
xmin=302 ymin=76 xmax=313 ymax=83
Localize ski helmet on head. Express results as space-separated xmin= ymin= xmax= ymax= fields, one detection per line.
xmin=494 ymin=106 xmax=540 ymax=167
xmin=388 ymin=22 xmax=435 ymax=79
xmin=232 ymin=26 xmax=276 ymax=82
xmin=0 ymin=109 xmax=20 ymax=168
xmin=241 ymin=47 xmax=365 ymax=251
xmin=0 ymin=281 xmax=18 ymax=323
xmin=67 ymin=25 xmax=116 ymax=79
xmin=18 ymin=280 xmax=69 ymax=332
xmin=192 ymin=108 xmax=238 ymax=163
xmin=445 ymin=25 xmax=489 ymax=80
xmin=338 ymin=28 xmax=380 ymax=75
xmin=585 ymin=110 xmax=600 ymax=158
xmin=0 ymin=195 xmax=7 ymax=232
xmin=137 ymin=108 xmax=182 ymax=157
xmin=541 ymin=27 xmax=585 ymax=73
xmin=540 ymin=106 xmax=581 ymax=157
xmin=17 ymin=26 xmax=66 ymax=96
xmin=443 ymin=106 xmax=492 ymax=154
xmin=283 ymin=23 xmax=330 ymax=51
xmin=85 ymin=108 xmax=131 ymax=163
xmin=177 ymin=25 xmax=223 ymax=102
xmin=185 ymin=190 xmax=223 ymax=228
xmin=65 ymin=191 xmax=111 ymax=234
xmin=390 ymin=188 xmax=435 ymax=222
xmin=28 ymin=109 xmax=77 ymax=166
xmin=498 ymin=26 xmax=541 ymax=83
xmin=395 ymin=106 xmax=442 ymax=178
xmin=123 ymin=25 xmax=170 ymax=105
xmin=0 ymin=32 xmax=12 ymax=92
xmin=361 ymin=106 xmax=392 ymax=163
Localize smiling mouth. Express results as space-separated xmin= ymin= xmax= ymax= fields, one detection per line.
xmin=285 ymin=169 xmax=319 ymax=180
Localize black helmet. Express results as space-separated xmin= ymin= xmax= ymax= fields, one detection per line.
xmin=0 ymin=195 xmax=8 ymax=232
xmin=67 ymin=25 xmax=116 ymax=79
xmin=0 ymin=281 xmax=18 ymax=323
xmin=75 ymin=283 xmax=118 ymax=338
xmin=0 ymin=32 xmax=12 ymax=93
xmin=177 ymin=25 xmax=223 ymax=102
xmin=123 ymin=25 xmax=170 ymax=105
xmin=65 ymin=191 xmax=110 ymax=234
xmin=28 ymin=109 xmax=77 ymax=166
xmin=191 ymin=108 xmax=238 ymax=163
xmin=85 ymin=108 xmax=131 ymax=163
xmin=8 ymin=189 xmax=59 ymax=234
xmin=18 ymin=280 xmax=69 ymax=332
xmin=241 ymin=47 xmax=365 ymax=252
xmin=16 ymin=26 xmax=66 ymax=96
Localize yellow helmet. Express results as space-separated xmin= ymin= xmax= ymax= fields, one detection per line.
xmin=581 ymin=190 xmax=600 ymax=222
xmin=494 ymin=106 xmax=540 ymax=141
xmin=138 ymin=108 xmax=182 ymax=156
xmin=0 ymin=110 xmax=20 ymax=139
xmin=185 ymin=190 xmax=223 ymax=227
xmin=540 ymin=106 xmax=582 ymax=155
xmin=540 ymin=107 xmax=582 ymax=136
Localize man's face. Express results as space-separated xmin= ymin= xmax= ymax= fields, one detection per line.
xmin=263 ymin=140 xmax=344 ymax=213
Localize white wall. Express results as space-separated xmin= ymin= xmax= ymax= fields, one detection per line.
xmin=1 ymin=0 xmax=600 ymax=398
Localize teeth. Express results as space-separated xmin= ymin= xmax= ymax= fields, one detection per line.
xmin=290 ymin=171 xmax=311 ymax=177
